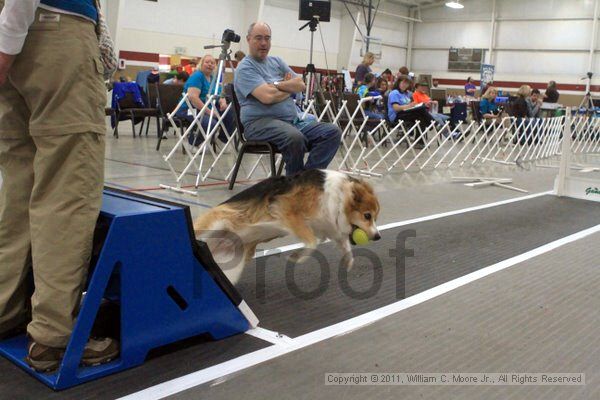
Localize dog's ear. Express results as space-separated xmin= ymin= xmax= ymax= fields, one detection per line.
xmin=350 ymin=180 xmax=379 ymax=215
xmin=351 ymin=182 xmax=360 ymax=205
xmin=351 ymin=180 xmax=373 ymax=205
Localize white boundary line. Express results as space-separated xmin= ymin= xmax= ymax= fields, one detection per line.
xmin=120 ymin=210 xmax=599 ymax=400
xmin=253 ymin=190 xmax=553 ymax=258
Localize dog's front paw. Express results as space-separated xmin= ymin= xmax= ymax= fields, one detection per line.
xmin=341 ymin=252 xmax=354 ymax=270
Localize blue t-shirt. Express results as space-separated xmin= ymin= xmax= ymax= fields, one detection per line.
xmin=357 ymin=85 xmax=369 ymax=98
xmin=40 ymin=0 xmax=97 ymax=22
xmin=233 ymin=56 xmax=299 ymax=126
xmin=180 ymin=71 xmax=213 ymax=112
xmin=465 ymin=82 xmax=476 ymax=96
xmin=479 ymin=98 xmax=498 ymax=116
xmin=387 ymin=89 xmax=412 ymax=122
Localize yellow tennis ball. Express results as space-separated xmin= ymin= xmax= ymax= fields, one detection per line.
xmin=352 ymin=228 xmax=370 ymax=245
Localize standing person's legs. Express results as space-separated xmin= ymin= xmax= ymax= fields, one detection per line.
xmin=28 ymin=133 xmax=105 ymax=347
xmin=245 ymin=118 xmax=306 ymax=175
xmin=0 ymin=80 xmax=35 ymax=337
xmin=6 ymin=9 xmax=108 ymax=351
xmin=300 ymin=122 xmax=342 ymax=170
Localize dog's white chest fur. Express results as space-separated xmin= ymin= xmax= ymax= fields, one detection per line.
xmin=310 ymin=171 xmax=352 ymax=241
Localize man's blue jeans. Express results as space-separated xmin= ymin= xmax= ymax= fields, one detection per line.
xmin=244 ymin=118 xmax=342 ymax=175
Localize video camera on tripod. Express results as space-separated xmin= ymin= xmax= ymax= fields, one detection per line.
xmin=298 ymin=0 xmax=331 ymax=106
xmin=221 ymin=29 xmax=241 ymax=45
xmin=201 ymin=28 xmax=241 ymax=118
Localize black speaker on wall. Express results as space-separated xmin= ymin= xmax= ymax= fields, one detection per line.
xmin=299 ymin=0 xmax=331 ymax=22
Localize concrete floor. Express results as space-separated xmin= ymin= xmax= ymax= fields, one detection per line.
xmin=0 ymin=122 xmax=599 ymax=399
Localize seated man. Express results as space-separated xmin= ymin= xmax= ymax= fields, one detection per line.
xmin=234 ymin=22 xmax=342 ymax=176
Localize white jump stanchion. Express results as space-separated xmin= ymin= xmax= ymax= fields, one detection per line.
xmin=556 ymin=108 xmax=573 ymax=197
xmin=554 ymin=108 xmax=600 ymax=202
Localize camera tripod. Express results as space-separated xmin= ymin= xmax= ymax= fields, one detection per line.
xmin=299 ymin=17 xmax=321 ymax=108
xmin=204 ymin=39 xmax=236 ymax=102
xmin=578 ymin=72 xmax=595 ymax=114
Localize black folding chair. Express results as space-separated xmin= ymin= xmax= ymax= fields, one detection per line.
xmin=228 ymin=84 xmax=284 ymax=190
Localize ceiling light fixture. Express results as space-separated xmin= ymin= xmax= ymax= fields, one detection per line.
xmin=445 ymin=1 xmax=464 ymax=9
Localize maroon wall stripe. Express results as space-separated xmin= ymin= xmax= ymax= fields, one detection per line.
xmin=118 ymin=50 xmax=593 ymax=91
xmin=119 ymin=51 xmax=159 ymax=63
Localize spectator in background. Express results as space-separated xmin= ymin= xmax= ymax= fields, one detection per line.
xmin=432 ymin=80 xmax=439 ymax=88
xmin=397 ymin=67 xmax=415 ymax=91
xmin=413 ymin=82 xmax=450 ymax=129
xmin=356 ymin=73 xmax=374 ymax=98
xmin=234 ymin=50 xmax=246 ymax=63
xmin=479 ymin=86 xmax=501 ymax=122
xmin=527 ymin=88 xmax=543 ymax=118
xmin=354 ymin=52 xmax=375 ymax=87
xmin=163 ymin=72 xmax=189 ymax=85
xmin=465 ymin=77 xmax=476 ymax=97
xmin=147 ymin=66 xmax=160 ymax=84
xmin=381 ymin=68 xmax=393 ymax=84
xmin=377 ymin=78 xmax=389 ymax=97
xmin=387 ymin=76 xmax=434 ymax=145
xmin=184 ymin=60 xmax=198 ymax=76
xmin=544 ymin=80 xmax=560 ymax=103
xmin=512 ymin=85 xmax=531 ymax=118
xmin=234 ymin=21 xmax=341 ymax=176
xmin=177 ymin=54 xmax=235 ymax=145
xmin=357 ymin=73 xmax=385 ymax=120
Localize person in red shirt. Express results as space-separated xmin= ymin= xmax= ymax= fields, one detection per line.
xmin=413 ymin=82 xmax=450 ymax=129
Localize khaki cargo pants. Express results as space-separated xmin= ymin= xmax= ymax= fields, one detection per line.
xmin=0 ymin=4 xmax=106 ymax=348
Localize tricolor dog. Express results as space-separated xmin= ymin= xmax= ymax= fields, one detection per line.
xmin=194 ymin=169 xmax=381 ymax=283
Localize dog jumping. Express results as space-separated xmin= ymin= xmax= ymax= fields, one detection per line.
xmin=193 ymin=169 xmax=381 ymax=283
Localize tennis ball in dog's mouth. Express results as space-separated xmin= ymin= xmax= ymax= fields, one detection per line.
xmin=352 ymin=228 xmax=370 ymax=245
